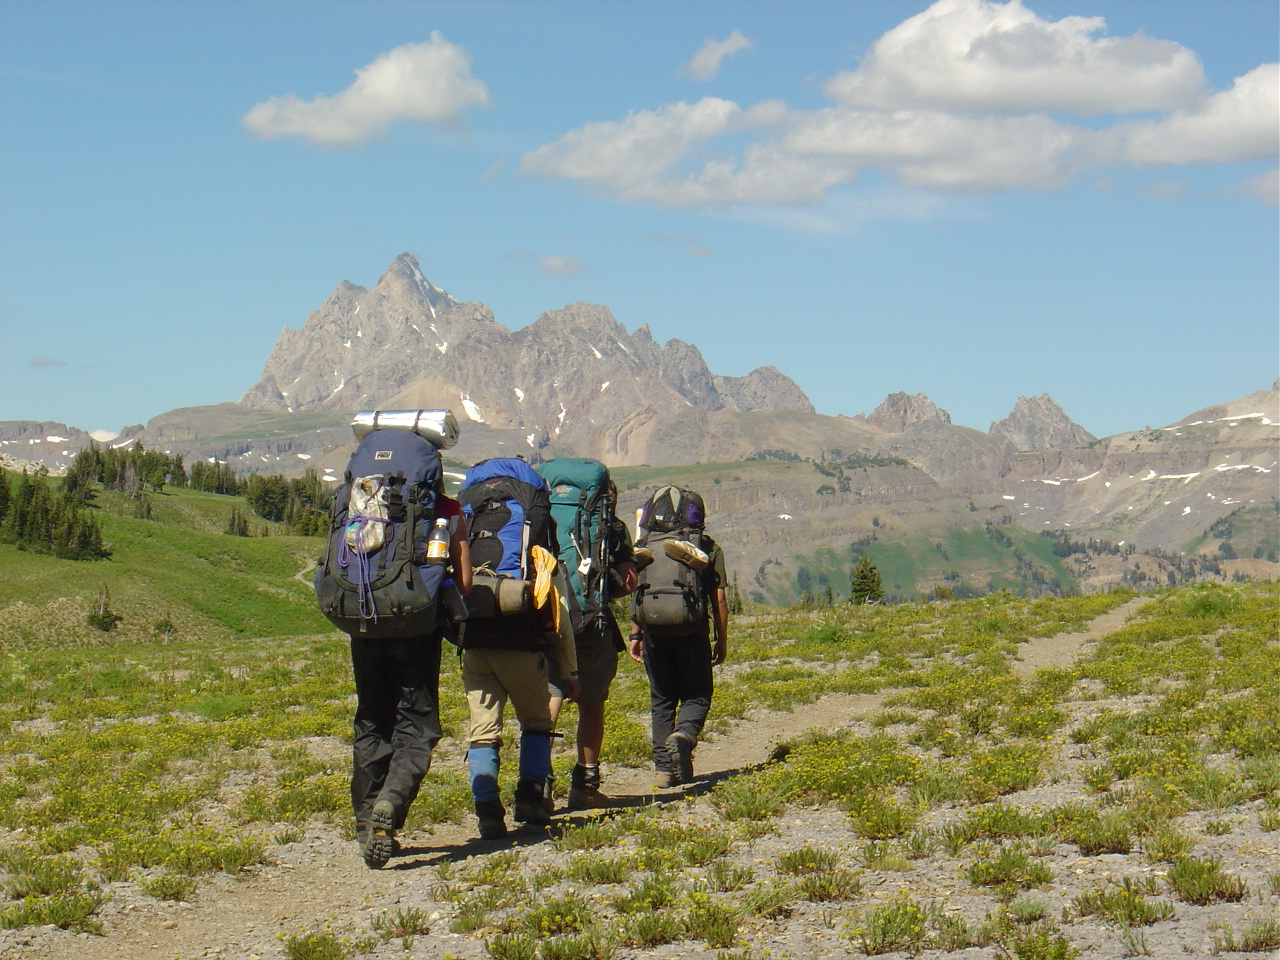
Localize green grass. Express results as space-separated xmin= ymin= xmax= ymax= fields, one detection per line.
xmin=0 ymin=540 xmax=1274 ymax=941
xmin=0 ymin=485 xmax=333 ymax=648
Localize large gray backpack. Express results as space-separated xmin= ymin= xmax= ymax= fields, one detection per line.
xmin=631 ymin=486 xmax=708 ymax=637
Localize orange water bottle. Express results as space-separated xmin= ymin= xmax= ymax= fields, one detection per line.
xmin=425 ymin=517 xmax=450 ymax=565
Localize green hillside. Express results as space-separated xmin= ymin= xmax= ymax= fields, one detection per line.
xmin=754 ymin=521 xmax=1077 ymax=606
xmin=1186 ymin=500 xmax=1280 ymax=561
xmin=0 ymin=484 xmax=332 ymax=650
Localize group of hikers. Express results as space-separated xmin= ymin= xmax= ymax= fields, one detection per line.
xmin=312 ymin=409 xmax=729 ymax=869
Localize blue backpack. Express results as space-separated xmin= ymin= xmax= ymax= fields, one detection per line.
xmin=314 ymin=430 xmax=444 ymax=638
xmin=457 ymin=458 xmax=555 ymax=649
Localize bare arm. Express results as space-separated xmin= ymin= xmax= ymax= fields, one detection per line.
xmin=450 ymin=513 xmax=472 ymax=594
xmin=711 ymin=586 xmax=728 ymax=665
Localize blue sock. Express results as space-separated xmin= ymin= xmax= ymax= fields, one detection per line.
xmin=468 ymin=745 xmax=501 ymax=804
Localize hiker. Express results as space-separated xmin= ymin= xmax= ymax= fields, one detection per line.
xmin=457 ymin=457 xmax=580 ymax=839
xmin=627 ymin=485 xmax=729 ymax=787
xmin=537 ymin=462 xmax=639 ymax=810
xmin=313 ymin=412 xmax=469 ymax=869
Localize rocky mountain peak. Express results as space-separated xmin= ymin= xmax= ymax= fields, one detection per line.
xmin=526 ymin=302 xmax=627 ymax=342
xmin=864 ymin=392 xmax=952 ymax=433
xmin=989 ymin=395 xmax=1096 ymax=451
xmin=714 ymin=366 xmax=816 ymax=414
xmin=375 ymin=253 xmax=458 ymax=316
xmin=238 ymin=254 xmax=813 ymax=459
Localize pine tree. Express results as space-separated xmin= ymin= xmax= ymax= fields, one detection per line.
xmin=226 ymin=507 xmax=249 ymax=537
xmin=729 ymin=573 xmax=745 ymax=615
xmin=87 ymin=583 xmax=120 ymax=631
xmin=245 ymin=473 xmax=289 ymax=522
xmin=3 ymin=469 xmax=107 ymax=559
xmin=62 ymin=448 xmax=98 ymax=505
xmin=850 ymin=556 xmax=884 ymax=605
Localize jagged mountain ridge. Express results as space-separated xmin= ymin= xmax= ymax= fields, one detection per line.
xmin=242 ymin=254 xmax=815 ymax=460
xmin=239 ymin=253 xmax=1101 ymax=467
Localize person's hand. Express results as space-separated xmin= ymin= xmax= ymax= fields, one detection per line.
xmin=712 ymin=637 xmax=727 ymax=666
xmin=613 ymin=561 xmax=638 ymax=597
xmin=562 ymin=678 xmax=582 ymax=702
xmin=627 ymin=635 xmax=644 ymax=664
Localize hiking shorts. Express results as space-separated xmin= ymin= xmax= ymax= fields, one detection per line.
xmin=547 ymin=630 xmax=618 ymax=707
xmin=462 ymin=647 xmax=554 ymax=746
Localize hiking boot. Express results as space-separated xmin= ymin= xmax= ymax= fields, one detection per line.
xmin=363 ymin=800 xmax=397 ymax=869
xmin=567 ymin=763 xmax=611 ymax=810
xmin=513 ymin=778 xmax=552 ymax=826
xmin=652 ymin=768 xmax=679 ymax=789
xmin=662 ymin=539 xmax=709 ymax=570
xmin=475 ymin=800 xmax=507 ymax=840
xmin=633 ymin=547 xmax=654 ymax=570
xmin=360 ymin=832 xmax=401 ymax=868
xmin=664 ymin=732 xmax=695 ymax=784
xmin=567 ymin=783 xmax=612 ymax=810
xmin=541 ymin=774 xmax=556 ymax=817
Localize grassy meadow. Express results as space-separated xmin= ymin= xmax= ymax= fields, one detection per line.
xmin=0 ymin=485 xmax=332 ymax=648
xmin=1 ymin=556 xmax=1276 ymax=957
xmin=0 ymin=479 xmax=1276 ymax=955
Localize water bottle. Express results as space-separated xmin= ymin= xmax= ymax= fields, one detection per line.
xmin=441 ymin=578 xmax=469 ymax=622
xmin=425 ymin=517 xmax=450 ymax=565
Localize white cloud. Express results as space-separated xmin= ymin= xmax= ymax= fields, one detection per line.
xmin=243 ymin=34 xmax=488 ymax=147
xmin=785 ymin=107 xmax=1083 ymax=191
xmin=522 ymin=98 xmax=748 ymax=188
xmin=522 ymin=0 xmax=1278 ymax=211
xmin=683 ymin=29 xmax=754 ymax=81
xmin=824 ymin=0 xmax=1205 ymax=114
xmin=1098 ymin=64 xmax=1280 ymax=166
xmin=537 ymin=254 xmax=584 ymax=277
xmin=521 ymin=98 xmax=847 ymax=207
xmin=1231 ymin=167 xmax=1279 ymax=207
xmin=29 ymin=356 xmax=68 ymax=368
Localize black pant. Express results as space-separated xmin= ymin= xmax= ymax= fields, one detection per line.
xmin=350 ymin=634 xmax=443 ymax=828
xmin=641 ymin=631 xmax=713 ymax=771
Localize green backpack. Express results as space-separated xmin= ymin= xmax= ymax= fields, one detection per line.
xmin=536 ymin=458 xmax=616 ymax=638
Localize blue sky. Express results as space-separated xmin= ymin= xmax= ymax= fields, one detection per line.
xmin=2 ymin=0 xmax=1276 ymax=440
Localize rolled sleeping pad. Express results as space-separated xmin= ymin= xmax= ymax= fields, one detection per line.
xmin=351 ymin=409 xmax=459 ymax=449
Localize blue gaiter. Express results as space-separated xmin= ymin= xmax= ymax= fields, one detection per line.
xmin=468 ymin=745 xmax=501 ymax=803
xmin=518 ymin=731 xmax=553 ymax=784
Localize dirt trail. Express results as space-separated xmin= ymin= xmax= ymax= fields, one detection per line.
xmin=22 ymin=599 xmax=1147 ymax=960
xmin=1012 ymin=596 xmax=1145 ymax=677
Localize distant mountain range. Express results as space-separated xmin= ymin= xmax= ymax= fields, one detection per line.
xmin=237 ymin=254 xmax=1101 ymax=466
xmin=2 ymin=252 xmax=1276 ymax=599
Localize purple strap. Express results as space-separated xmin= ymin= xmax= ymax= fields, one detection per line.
xmin=339 ymin=515 xmax=392 ymax=622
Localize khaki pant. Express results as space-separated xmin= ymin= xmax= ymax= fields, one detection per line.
xmin=463 ymin=647 xmax=554 ymax=746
